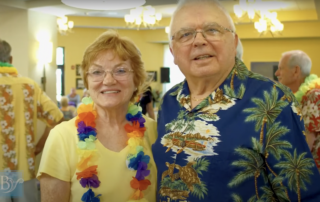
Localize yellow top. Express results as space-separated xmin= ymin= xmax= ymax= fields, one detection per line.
xmin=37 ymin=116 xmax=158 ymax=202
xmin=0 ymin=73 xmax=63 ymax=181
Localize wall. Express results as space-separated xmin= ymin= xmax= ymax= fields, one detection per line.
xmin=241 ymin=38 xmax=320 ymax=76
xmin=60 ymin=13 xmax=320 ymax=96
xmin=58 ymin=26 xmax=166 ymax=96
xmin=0 ymin=9 xmax=29 ymax=76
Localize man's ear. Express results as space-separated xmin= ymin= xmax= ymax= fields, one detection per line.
xmin=169 ymin=46 xmax=178 ymax=65
xmin=9 ymin=56 xmax=12 ymax=64
xmin=294 ymin=65 xmax=302 ymax=77
xmin=234 ymin=34 xmax=239 ymax=48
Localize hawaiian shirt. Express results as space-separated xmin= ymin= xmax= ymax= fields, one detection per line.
xmin=153 ymin=58 xmax=320 ymax=202
xmin=0 ymin=69 xmax=63 ymax=181
xmin=301 ymin=87 xmax=320 ymax=171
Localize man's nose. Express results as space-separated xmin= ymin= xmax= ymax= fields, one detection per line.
xmin=193 ymin=31 xmax=207 ymax=46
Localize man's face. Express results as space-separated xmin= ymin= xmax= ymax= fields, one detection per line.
xmin=169 ymin=2 xmax=238 ymax=80
xmin=275 ymin=55 xmax=296 ymax=87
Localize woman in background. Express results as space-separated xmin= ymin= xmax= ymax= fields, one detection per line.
xmin=59 ymin=96 xmax=76 ymax=121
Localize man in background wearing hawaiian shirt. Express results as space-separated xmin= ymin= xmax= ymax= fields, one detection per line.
xmin=276 ymin=50 xmax=320 ymax=171
xmin=0 ymin=39 xmax=63 ymax=202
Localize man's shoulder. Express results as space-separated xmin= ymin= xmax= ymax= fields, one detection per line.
xmin=1 ymin=74 xmax=38 ymax=85
xmin=244 ymin=72 xmax=296 ymax=103
xmin=163 ymin=81 xmax=185 ymax=99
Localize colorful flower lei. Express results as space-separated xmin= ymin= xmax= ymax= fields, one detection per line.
xmin=75 ymin=97 xmax=151 ymax=202
xmin=0 ymin=62 xmax=18 ymax=75
xmin=295 ymin=74 xmax=320 ymax=103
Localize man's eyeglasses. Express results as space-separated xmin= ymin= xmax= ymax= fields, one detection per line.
xmin=86 ymin=67 xmax=134 ymax=82
xmin=171 ymin=23 xmax=235 ymax=45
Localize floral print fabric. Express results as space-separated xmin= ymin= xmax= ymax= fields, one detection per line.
xmin=301 ymin=88 xmax=320 ymax=170
xmin=0 ymin=72 xmax=63 ymax=181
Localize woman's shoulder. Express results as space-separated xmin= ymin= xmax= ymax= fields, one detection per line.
xmin=143 ymin=115 xmax=157 ymax=145
xmin=51 ymin=117 xmax=78 ymax=141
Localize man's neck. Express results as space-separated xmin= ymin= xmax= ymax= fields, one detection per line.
xmin=290 ymin=77 xmax=306 ymax=93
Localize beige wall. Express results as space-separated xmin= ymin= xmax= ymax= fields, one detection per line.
xmin=0 ymin=9 xmax=29 ymax=76
xmin=58 ymin=26 xmax=166 ymax=96
xmin=59 ymin=16 xmax=320 ymax=97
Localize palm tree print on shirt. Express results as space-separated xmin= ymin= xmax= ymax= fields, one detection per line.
xmin=243 ymin=87 xmax=288 ymax=144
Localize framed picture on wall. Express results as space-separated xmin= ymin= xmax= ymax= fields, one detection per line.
xmin=76 ymin=64 xmax=81 ymax=76
xmin=146 ymin=71 xmax=157 ymax=82
xmin=76 ymin=78 xmax=84 ymax=89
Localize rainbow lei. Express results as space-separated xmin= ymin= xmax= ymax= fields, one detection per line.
xmin=75 ymin=97 xmax=151 ymax=202
xmin=0 ymin=62 xmax=18 ymax=75
xmin=294 ymin=74 xmax=320 ymax=103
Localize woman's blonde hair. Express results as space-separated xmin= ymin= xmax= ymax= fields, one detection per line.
xmin=81 ymin=30 xmax=148 ymax=102
xmin=60 ymin=96 xmax=69 ymax=107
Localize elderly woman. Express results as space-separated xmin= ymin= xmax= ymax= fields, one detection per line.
xmin=37 ymin=30 xmax=157 ymax=202
xmin=59 ymin=96 xmax=76 ymax=121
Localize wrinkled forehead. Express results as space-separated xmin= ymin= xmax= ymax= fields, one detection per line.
xmin=171 ymin=2 xmax=231 ymax=33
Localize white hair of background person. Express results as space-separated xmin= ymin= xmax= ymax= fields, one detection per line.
xmin=168 ymin=0 xmax=237 ymax=46
xmin=282 ymin=50 xmax=312 ymax=77
xmin=236 ymin=38 xmax=243 ymax=61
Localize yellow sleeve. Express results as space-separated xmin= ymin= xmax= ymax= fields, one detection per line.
xmin=144 ymin=116 xmax=158 ymax=146
xmin=37 ymin=120 xmax=77 ymax=182
xmin=35 ymin=83 xmax=63 ymax=127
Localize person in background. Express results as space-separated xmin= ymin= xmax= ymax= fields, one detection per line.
xmin=0 ymin=39 xmax=63 ymax=202
xmin=67 ymin=87 xmax=81 ymax=107
xmin=59 ymin=96 xmax=76 ymax=121
xmin=81 ymin=88 xmax=90 ymax=99
xmin=276 ymin=50 xmax=320 ymax=171
xmin=152 ymin=0 xmax=320 ymax=201
xmin=37 ymin=30 xmax=157 ymax=202
xmin=138 ymin=86 xmax=155 ymax=119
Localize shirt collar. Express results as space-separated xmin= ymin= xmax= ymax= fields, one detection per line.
xmin=174 ymin=58 xmax=249 ymax=111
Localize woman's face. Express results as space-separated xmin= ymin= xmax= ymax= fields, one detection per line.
xmin=87 ymin=50 xmax=135 ymax=111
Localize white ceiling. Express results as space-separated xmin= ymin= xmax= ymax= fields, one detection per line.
xmin=0 ymin=0 xmax=317 ymax=18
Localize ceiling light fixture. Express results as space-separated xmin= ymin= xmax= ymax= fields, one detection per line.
xmin=124 ymin=6 xmax=162 ymax=29
xmin=233 ymin=0 xmax=284 ymax=35
xmin=57 ymin=16 xmax=74 ymax=35
xmin=61 ymin=0 xmax=145 ymax=10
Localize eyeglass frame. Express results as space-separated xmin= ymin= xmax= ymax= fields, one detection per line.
xmin=86 ymin=68 xmax=134 ymax=82
xmin=171 ymin=22 xmax=235 ymax=43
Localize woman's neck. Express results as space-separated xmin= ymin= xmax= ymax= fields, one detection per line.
xmin=61 ymin=106 xmax=69 ymax=111
xmin=95 ymin=104 xmax=129 ymax=126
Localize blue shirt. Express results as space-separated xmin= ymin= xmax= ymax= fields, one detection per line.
xmin=152 ymin=58 xmax=320 ymax=202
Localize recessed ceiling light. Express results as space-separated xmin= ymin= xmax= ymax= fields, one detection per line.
xmin=61 ymin=0 xmax=146 ymax=10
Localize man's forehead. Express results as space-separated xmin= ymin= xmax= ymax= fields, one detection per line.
xmin=172 ymin=3 xmax=230 ymax=29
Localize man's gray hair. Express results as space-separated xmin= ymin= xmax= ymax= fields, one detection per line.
xmin=236 ymin=38 xmax=243 ymax=61
xmin=168 ymin=0 xmax=236 ymax=45
xmin=0 ymin=39 xmax=11 ymax=63
xmin=282 ymin=50 xmax=312 ymax=77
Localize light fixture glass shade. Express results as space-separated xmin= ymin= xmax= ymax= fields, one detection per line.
xmin=124 ymin=5 xmax=162 ymax=29
xmin=61 ymin=0 xmax=146 ymax=10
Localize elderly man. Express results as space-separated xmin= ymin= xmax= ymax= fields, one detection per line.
xmin=276 ymin=50 xmax=320 ymax=171
xmin=0 ymin=39 xmax=63 ymax=202
xmin=152 ymin=0 xmax=320 ymax=201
